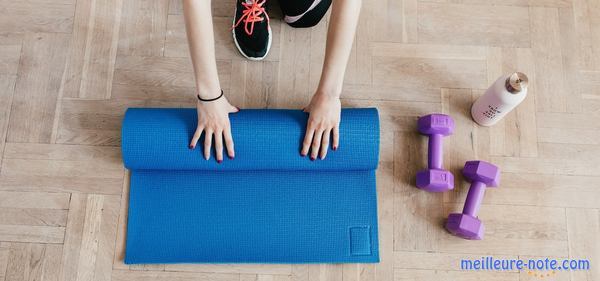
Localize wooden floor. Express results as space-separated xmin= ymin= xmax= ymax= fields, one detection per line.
xmin=1 ymin=0 xmax=599 ymax=280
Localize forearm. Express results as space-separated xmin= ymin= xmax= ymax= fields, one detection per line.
xmin=183 ymin=0 xmax=221 ymax=99
xmin=316 ymin=0 xmax=362 ymax=97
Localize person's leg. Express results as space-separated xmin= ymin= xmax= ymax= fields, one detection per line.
xmin=279 ymin=0 xmax=332 ymax=28
xmin=232 ymin=0 xmax=272 ymax=60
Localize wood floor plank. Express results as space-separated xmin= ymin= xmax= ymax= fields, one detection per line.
xmin=0 ymin=45 xmax=20 ymax=76
xmin=61 ymin=0 xmax=123 ymax=99
xmin=372 ymin=43 xmax=488 ymax=60
xmin=272 ymin=23 xmax=312 ymax=108
xmin=558 ymin=6 xmax=584 ymax=113
xmin=111 ymin=269 xmax=240 ymax=281
xmin=54 ymin=98 xmax=194 ymax=146
xmin=393 ymin=268 xmax=519 ymax=281
xmin=112 ymin=171 xmax=129 ymax=270
xmin=567 ymin=208 xmax=600 ymax=281
xmin=59 ymin=194 xmax=121 ymax=281
xmin=372 ymin=56 xmax=487 ymax=90
xmin=369 ymin=0 xmax=417 ymax=43
xmin=374 ymin=165 xmax=394 ymax=280
xmin=438 ymin=0 xmax=571 ymax=7
xmin=530 ymin=7 xmax=569 ymax=112
xmin=0 ymin=144 xmax=124 ymax=194
xmin=393 ymin=132 xmax=442 ymax=252
xmin=75 ymin=195 xmax=104 ymax=281
xmin=118 ymin=0 xmax=169 ymax=57
xmin=0 ymin=208 xmax=67 ymax=227
xmin=0 ymin=75 xmax=16 ymax=169
xmin=394 ymin=251 xmax=519 ymax=271
xmin=0 ymin=225 xmax=64 ymax=244
xmin=572 ymin=0 xmax=600 ymax=70
xmin=110 ymin=83 xmax=195 ymax=102
xmin=4 ymin=243 xmax=63 ymax=281
xmin=537 ymin=127 xmax=600 ymax=145
xmin=240 ymin=274 xmax=292 ymax=281
xmin=342 ymin=84 xmax=442 ymax=103
xmin=59 ymin=193 xmax=87 ymax=281
xmin=164 ymin=264 xmax=292 ymax=276
xmin=537 ymin=112 xmax=600 ymax=130
xmin=491 ymin=156 xmax=600 ymax=176
xmin=6 ymin=32 xmax=70 ymax=143
xmin=0 ymin=242 xmax=7 ymax=281
xmin=417 ymin=2 xmax=530 ymax=47
xmin=0 ymin=1 xmax=74 ymax=33
xmin=0 ymin=191 xmax=69 ymax=209
xmin=579 ymin=70 xmax=600 ymax=99
xmin=168 ymin=0 xmax=235 ymax=16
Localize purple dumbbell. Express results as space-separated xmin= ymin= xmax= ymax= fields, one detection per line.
xmin=446 ymin=160 xmax=500 ymax=240
xmin=416 ymin=114 xmax=455 ymax=192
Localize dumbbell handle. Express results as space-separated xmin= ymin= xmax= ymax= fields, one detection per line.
xmin=462 ymin=181 xmax=486 ymax=216
xmin=428 ymin=134 xmax=443 ymax=169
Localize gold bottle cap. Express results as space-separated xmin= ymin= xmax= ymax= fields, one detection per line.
xmin=505 ymin=72 xmax=528 ymax=94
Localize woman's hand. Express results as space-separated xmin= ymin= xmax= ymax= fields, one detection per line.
xmin=189 ymin=97 xmax=239 ymax=162
xmin=301 ymin=93 xmax=341 ymax=160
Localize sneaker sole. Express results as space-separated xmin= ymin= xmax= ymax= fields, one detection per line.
xmin=232 ymin=6 xmax=272 ymax=61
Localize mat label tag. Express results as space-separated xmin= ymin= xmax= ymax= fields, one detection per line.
xmin=349 ymin=226 xmax=372 ymax=256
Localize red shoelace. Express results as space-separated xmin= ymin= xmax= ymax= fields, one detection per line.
xmin=232 ymin=0 xmax=269 ymax=36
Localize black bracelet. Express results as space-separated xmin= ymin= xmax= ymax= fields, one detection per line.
xmin=197 ymin=90 xmax=224 ymax=102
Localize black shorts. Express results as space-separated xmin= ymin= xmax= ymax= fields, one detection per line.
xmin=278 ymin=0 xmax=332 ymax=28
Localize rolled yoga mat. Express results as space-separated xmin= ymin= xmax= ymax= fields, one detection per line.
xmin=122 ymin=108 xmax=380 ymax=264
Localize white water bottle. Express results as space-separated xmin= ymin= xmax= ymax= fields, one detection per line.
xmin=471 ymin=72 xmax=529 ymax=126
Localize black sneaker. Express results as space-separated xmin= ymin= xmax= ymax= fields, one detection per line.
xmin=232 ymin=0 xmax=272 ymax=60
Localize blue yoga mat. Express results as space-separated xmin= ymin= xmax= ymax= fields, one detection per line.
xmin=122 ymin=108 xmax=380 ymax=264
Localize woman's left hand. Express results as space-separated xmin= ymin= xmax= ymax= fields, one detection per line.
xmin=301 ymin=93 xmax=341 ymax=160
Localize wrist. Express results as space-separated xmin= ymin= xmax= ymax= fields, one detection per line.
xmin=315 ymin=86 xmax=342 ymax=98
xmin=196 ymin=84 xmax=222 ymax=100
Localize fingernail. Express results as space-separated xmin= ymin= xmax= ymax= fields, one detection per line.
xmin=189 ymin=145 xmax=194 ymax=150
xmin=310 ymin=156 xmax=315 ymax=161
xmin=235 ymin=106 xmax=240 ymax=112
xmin=300 ymin=152 xmax=306 ymax=157
xmin=333 ymin=146 xmax=337 ymax=151
xmin=217 ymin=159 xmax=222 ymax=164
xmin=228 ymin=155 xmax=234 ymax=160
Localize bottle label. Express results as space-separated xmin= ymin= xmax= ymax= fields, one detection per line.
xmin=482 ymin=104 xmax=502 ymax=120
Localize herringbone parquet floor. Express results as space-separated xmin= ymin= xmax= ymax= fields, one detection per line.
xmin=0 ymin=0 xmax=599 ymax=280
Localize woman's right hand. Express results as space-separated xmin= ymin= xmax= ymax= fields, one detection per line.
xmin=189 ymin=97 xmax=239 ymax=162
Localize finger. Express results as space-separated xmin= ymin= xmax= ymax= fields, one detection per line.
xmin=224 ymin=125 xmax=235 ymax=159
xmin=301 ymin=126 xmax=315 ymax=157
xmin=310 ymin=129 xmax=324 ymax=161
xmin=189 ymin=126 xmax=203 ymax=149
xmin=230 ymin=105 xmax=240 ymax=113
xmin=320 ymin=129 xmax=331 ymax=160
xmin=203 ymin=129 xmax=213 ymax=160
xmin=214 ymin=130 xmax=223 ymax=163
xmin=332 ymin=125 xmax=339 ymax=151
